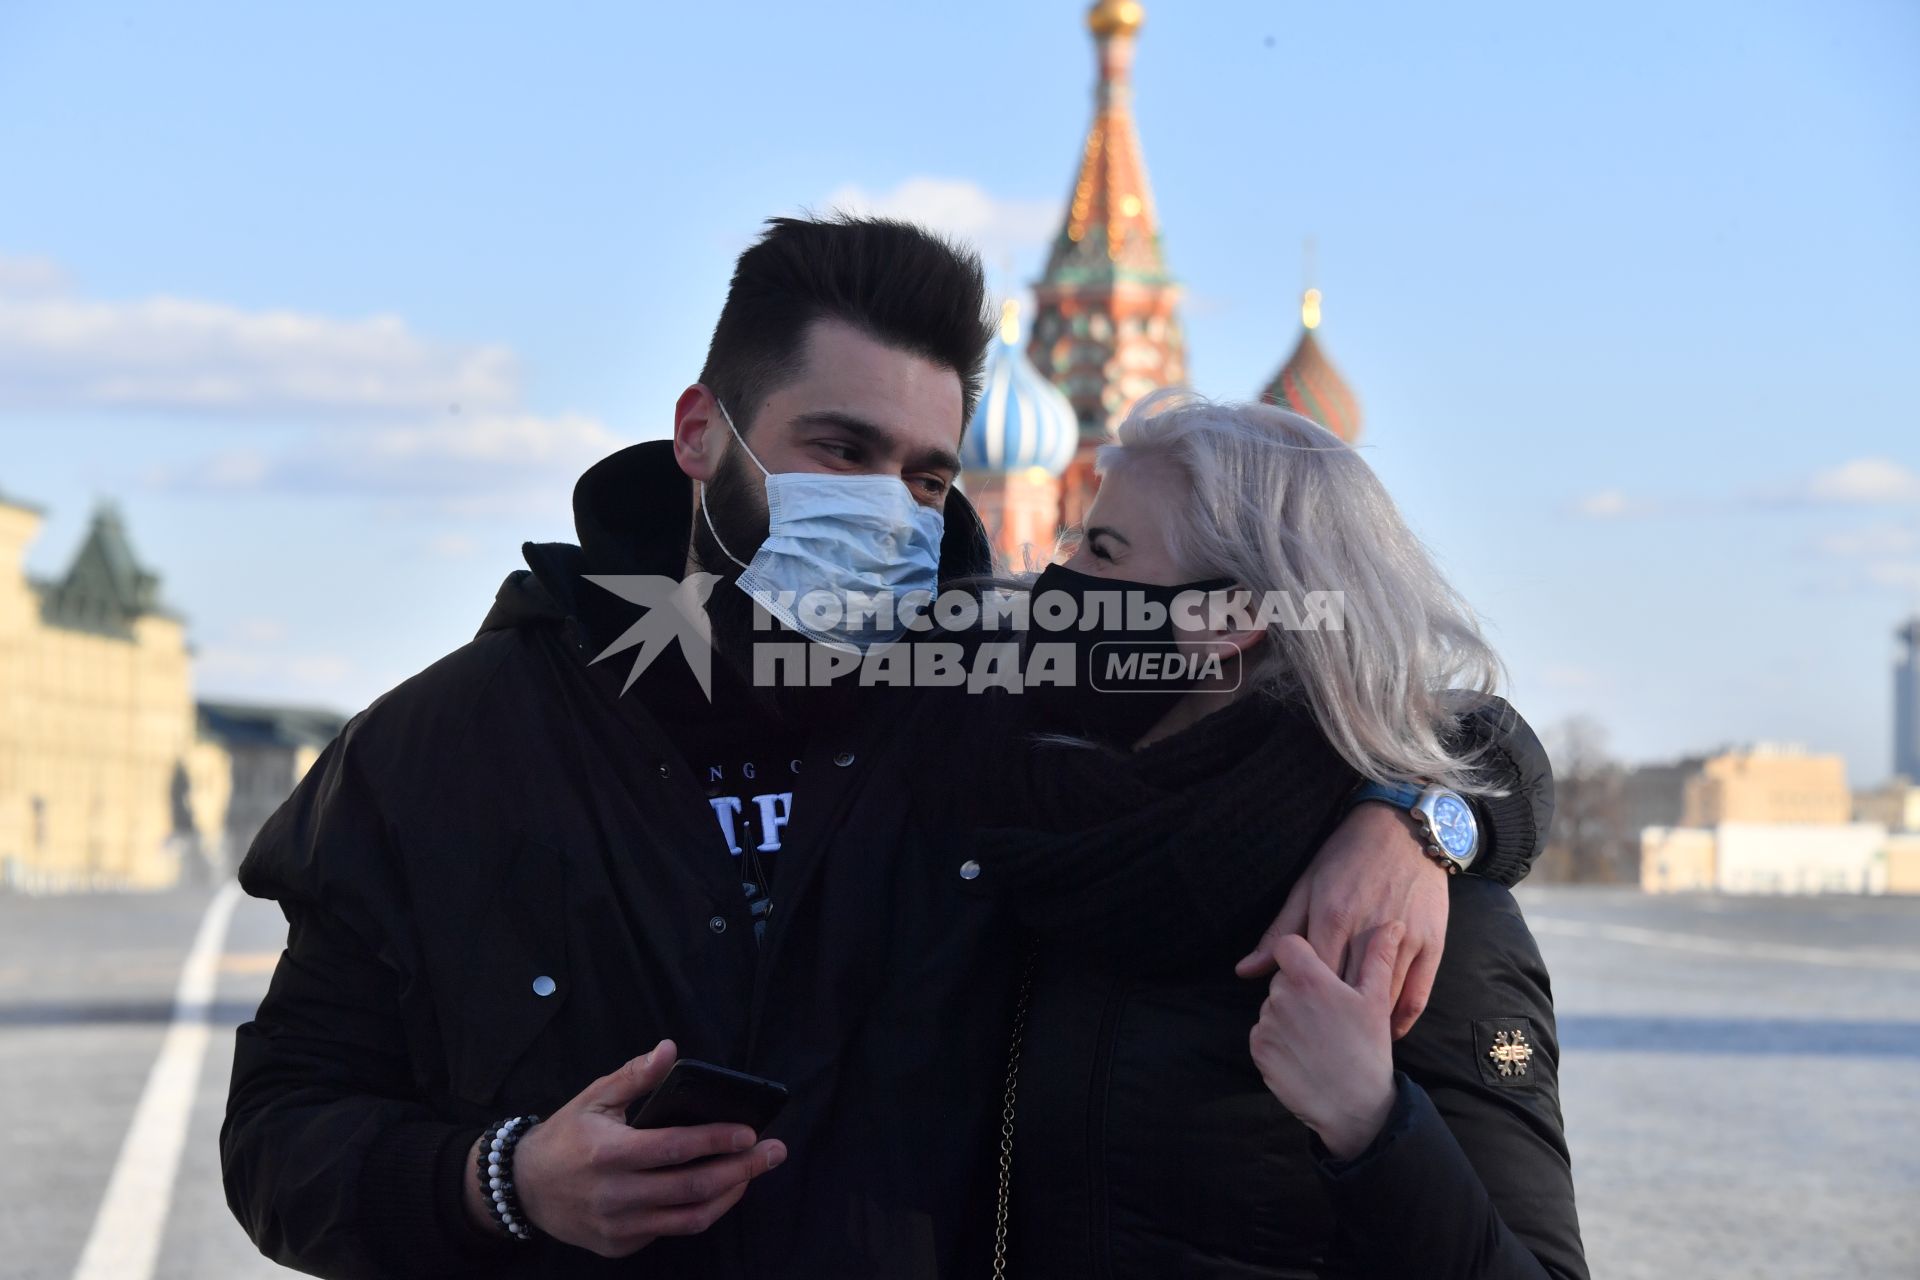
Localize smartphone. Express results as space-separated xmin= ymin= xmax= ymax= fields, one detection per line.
xmin=625 ymin=1058 xmax=790 ymax=1133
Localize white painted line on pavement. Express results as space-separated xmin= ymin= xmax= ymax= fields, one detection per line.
xmin=70 ymin=880 xmax=245 ymax=1280
xmin=1529 ymin=914 xmax=1920 ymax=971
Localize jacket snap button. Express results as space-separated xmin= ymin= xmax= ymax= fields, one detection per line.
xmin=959 ymin=860 xmax=981 ymax=881
xmin=657 ymin=762 xmax=671 ymax=778
xmin=531 ymin=975 xmax=557 ymax=997
xmin=708 ymin=915 xmax=728 ymax=934
xmin=834 ymin=751 xmax=855 ymax=767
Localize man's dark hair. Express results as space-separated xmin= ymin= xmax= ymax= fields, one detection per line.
xmin=699 ymin=214 xmax=994 ymax=433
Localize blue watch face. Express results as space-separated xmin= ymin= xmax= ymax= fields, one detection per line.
xmin=1430 ymin=793 xmax=1477 ymax=859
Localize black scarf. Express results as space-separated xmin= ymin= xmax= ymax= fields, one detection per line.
xmin=967 ymin=692 xmax=1363 ymax=976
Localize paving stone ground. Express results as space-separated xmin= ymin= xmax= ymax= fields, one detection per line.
xmin=3 ymin=884 xmax=1915 ymax=1278
xmin=1519 ymin=886 xmax=1920 ymax=1280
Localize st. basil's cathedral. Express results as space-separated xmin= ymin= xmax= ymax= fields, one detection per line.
xmin=960 ymin=0 xmax=1363 ymax=567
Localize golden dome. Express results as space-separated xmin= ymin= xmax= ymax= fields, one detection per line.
xmin=1087 ymin=0 xmax=1145 ymax=38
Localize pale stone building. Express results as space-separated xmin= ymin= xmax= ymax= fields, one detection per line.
xmin=1680 ymin=744 xmax=1851 ymax=827
xmin=0 ymin=485 xmax=338 ymax=891
xmin=1640 ymin=822 xmax=1895 ymax=895
xmin=194 ymin=701 xmax=344 ymax=876
xmin=1887 ymin=833 xmax=1920 ymax=895
xmin=1853 ymin=777 xmax=1920 ymax=832
xmin=1639 ymin=826 xmax=1717 ymax=893
xmin=1640 ymin=745 xmax=1916 ymax=895
xmin=0 ymin=491 xmax=197 ymax=890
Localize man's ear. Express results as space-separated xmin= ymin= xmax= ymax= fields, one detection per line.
xmin=672 ymin=384 xmax=726 ymax=483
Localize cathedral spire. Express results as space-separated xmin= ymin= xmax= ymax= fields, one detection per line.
xmin=1059 ymin=0 xmax=1165 ymax=278
xmin=1261 ymin=285 xmax=1362 ymax=443
xmin=1029 ymin=2 xmax=1187 ymax=526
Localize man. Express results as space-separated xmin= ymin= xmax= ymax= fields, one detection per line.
xmin=221 ymin=215 xmax=1552 ymax=1278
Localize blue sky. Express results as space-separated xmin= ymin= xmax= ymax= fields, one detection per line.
xmin=1 ymin=0 xmax=1915 ymax=781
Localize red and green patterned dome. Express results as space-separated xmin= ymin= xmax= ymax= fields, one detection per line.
xmin=1260 ymin=289 xmax=1361 ymax=443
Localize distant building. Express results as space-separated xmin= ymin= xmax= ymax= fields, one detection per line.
xmin=1854 ymin=776 xmax=1920 ymax=832
xmin=1888 ymin=833 xmax=1920 ymax=894
xmin=0 ymin=492 xmax=195 ymax=891
xmin=1641 ymin=823 xmax=1894 ymax=895
xmin=194 ymin=701 xmax=344 ymax=874
xmin=1015 ymin=1 xmax=1364 ymax=553
xmin=1621 ymin=754 xmax=1708 ymax=833
xmin=1030 ymin=0 xmax=1189 ymax=532
xmin=1680 ymin=744 xmax=1851 ymax=827
xmin=0 ymin=482 xmax=339 ymax=892
xmin=962 ymin=301 xmax=1083 ymax=566
xmin=1896 ymin=617 xmax=1920 ymax=781
xmin=1260 ymin=287 xmax=1362 ymax=444
xmin=1640 ymin=827 xmax=1716 ymax=892
xmin=1637 ymin=744 xmax=1914 ymax=894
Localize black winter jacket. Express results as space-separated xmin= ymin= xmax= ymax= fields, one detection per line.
xmin=221 ymin=443 xmax=1023 ymax=1279
xmin=972 ymin=697 xmax=1587 ymax=1279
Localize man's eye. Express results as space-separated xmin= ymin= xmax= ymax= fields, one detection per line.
xmin=1090 ymin=541 xmax=1114 ymax=562
xmin=817 ymin=441 xmax=859 ymax=462
xmin=913 ymin=476 xmax=949 ymax=499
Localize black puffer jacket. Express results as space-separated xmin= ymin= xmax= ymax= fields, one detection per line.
xmin=220 ymin=442 xmax=1023 ymax=1279
xmin=969 ymin=697 xmax=1586 ymax=1279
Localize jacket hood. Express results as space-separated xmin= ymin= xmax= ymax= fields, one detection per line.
xmin=479 ymin=440 xmax=996 ymax=642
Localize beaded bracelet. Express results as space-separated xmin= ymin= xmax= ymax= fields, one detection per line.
xmin=477 ymin=1114 xmax=542 ymax=1242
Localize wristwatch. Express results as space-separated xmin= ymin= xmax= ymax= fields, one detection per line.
xmin=1348 ymin=781 xmax=1480 ymax=875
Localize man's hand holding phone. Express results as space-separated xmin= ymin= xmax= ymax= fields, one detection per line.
xmin=464 ymin=1039 xmax=786 ymax=1258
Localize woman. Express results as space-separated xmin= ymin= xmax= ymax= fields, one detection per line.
xmin=960 ymin=391 xmax=1586 ymax=1278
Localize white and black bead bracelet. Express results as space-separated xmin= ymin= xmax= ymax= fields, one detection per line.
xmin=476 ymin=1114 xmax=542 ymax=1241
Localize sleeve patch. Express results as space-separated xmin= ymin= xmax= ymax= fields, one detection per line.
xmin=1473 ymin=1018 xmax=1539 ymax=1088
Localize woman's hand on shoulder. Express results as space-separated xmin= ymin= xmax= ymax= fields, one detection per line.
xmin=1249 ymin=923 xmax=1404 ymax=1161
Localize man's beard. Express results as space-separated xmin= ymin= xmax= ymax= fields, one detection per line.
xmin=690 ymin=446 xmax=768 ymax=676
xmin=689 ymin=450 xmax=860 ymax=726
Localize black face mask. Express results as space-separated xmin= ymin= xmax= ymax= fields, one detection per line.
xmin=1025 ymin=563 xmax=1238 ymax=747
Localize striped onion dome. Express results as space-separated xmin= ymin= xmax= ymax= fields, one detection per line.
xmin=961 ymin=300 xmax=1081 ymax=476
xmin=1260 ymin=288 xmax=1362 ymax=443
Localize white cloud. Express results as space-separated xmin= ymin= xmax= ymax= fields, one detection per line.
xmin=358 ymin=415 xmax=621 ymax=468
xmin=821 ymin=178 xmax=1060 ymax=276
xmin=146 ymin=414 xmax=624 ymax=496
xmin=0 ymin=254 xmax=66 ymax=294
xmin=1 ymin=253 xmax=625 ymax=504
xmin=0 ymin=259 xmax=519 ymax=417
xmin=1571 ymin=489 xmax=1639 ymax=518
xmin=1866 ymin=561 xmax=1920 ymax=592
xmin=1803 ymin=458 xmax=1920 ymax=505
xmin=1803 ymin=519 xmax=1920 ymax=598
xmin=231 ymin=617 xmax=288 ymax=644
xmin=1815 ymin=522 xmax=1918 ymax=559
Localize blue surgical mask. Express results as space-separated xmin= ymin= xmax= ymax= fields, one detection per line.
xmin=699 ymin=400 xmax=945 ymax=652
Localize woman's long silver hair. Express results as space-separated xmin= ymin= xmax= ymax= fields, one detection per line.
xmin=1100 ymin=388 xmax=1505 ymax=793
